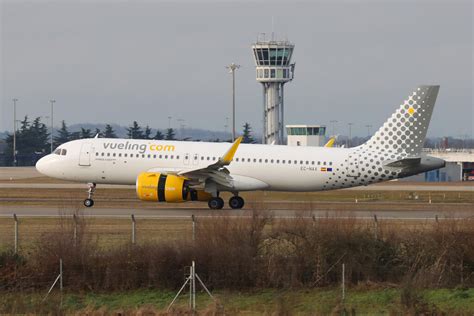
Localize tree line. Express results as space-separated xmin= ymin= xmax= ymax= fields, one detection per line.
xmin=1 ymin=117 xmax=256 ymax=166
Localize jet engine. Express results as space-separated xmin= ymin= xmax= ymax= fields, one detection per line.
xmin=136 ymin=172 xmax=211 ymax=203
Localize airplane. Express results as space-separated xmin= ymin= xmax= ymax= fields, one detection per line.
xmin=36 ymin=85 xmax=445 ymax=210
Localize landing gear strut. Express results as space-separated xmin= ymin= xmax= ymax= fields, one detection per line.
xmin=208 ymin=197 xmax=224 ymax=210
xmin=229 ymin=196 xmax=245 ymax=209
xmin=83 ymin=183 xmax=96 ymax=208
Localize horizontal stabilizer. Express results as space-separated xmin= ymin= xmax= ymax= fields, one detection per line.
xmin=384 ymin=157 xmax=421 ymax=168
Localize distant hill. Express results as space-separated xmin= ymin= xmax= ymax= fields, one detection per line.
xmin=66 ymin=123 xmax=239 ymax=142
xmin=1 ymin=123 xmax=263 ymax=142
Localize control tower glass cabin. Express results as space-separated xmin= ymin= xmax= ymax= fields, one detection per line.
xmin=252 ymin=40 xmax=295 ymax=144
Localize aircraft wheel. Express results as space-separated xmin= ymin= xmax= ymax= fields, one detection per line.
xmin=84 ymin=198 xmax=94 ymax=208
xmin=229 ymin=196 xmax=244 ymax=209
xmin=208 ymin=197 xmax=224 ymax=210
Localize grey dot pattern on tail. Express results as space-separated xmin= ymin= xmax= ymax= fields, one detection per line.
xmin=322 ymin=86 xmax=439 ymax=190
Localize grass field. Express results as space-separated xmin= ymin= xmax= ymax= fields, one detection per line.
xmin=2 ymin=287 xmax=474 ymax=315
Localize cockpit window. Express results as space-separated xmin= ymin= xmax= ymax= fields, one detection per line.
xmin=61 ymin=149 xmax=67 ymax=156
xmin=54 ymin=149 xmax=61 ymax=155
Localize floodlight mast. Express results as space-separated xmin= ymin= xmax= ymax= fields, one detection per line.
xmin=226 ymin=63 xmax=240 ymax=142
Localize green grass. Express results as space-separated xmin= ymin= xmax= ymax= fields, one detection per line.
xmin=2 ymin=287 xmax=473 ymax=315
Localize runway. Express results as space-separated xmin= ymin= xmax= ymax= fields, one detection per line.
xmin=1 ymin=182 xmax=473 ymax=192
xmin=1 ymin=205 xmax=473 ymax=220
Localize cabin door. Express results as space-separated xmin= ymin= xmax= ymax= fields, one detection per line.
xmin=79 ymin=143 xmax=92 ymax=166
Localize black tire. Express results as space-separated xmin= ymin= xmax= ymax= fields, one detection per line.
xmin=208 ymin=197 xmax=224 ymax=210
xmin=229 ymin=196 xmax=244 ymax=209
xmin=84 ymin=198 xmax=94 ymax=208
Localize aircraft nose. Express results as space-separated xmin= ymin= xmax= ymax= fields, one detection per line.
xmin=36 ymin=155 xmax=54 ymax=176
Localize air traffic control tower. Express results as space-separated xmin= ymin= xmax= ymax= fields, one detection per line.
xmin=252 ymin=38 xmax=295 ymax=144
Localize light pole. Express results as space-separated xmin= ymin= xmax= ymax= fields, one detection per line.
xmin=365 ymin=124 xmax=372 ymax=138
xmin=12 ymin=98 xmax=18 ymax=166
xmin=330 ymin=120 xmax=338 ymax=136
xmin=226 ymin=63 xmax=240 ymax=141
xmin=347 ymin=123 xmax=353 ymax=147
xmin=50 ymin=100 xmax=56 ymax=153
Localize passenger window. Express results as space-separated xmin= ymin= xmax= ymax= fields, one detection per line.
xmin=119 ymin=153 xmax=122 ymax=157
xmin=61 ymin=149 xmax=67 ymax=155
xmin=176 ymin=155 xmax=180 ymax=159
xmin=171 ymin=155 xmax=174 ymax=159
xmin=311 ymin=161 xmax=315 ymax=165
xmin=294 ymin=160 xmax=297 ymax=164
xmin=113 ymin=153 xmax=116 ymax=157
xmin=101 ymin=153 xmax=105 ymax=156
xmin=306 ymin=161 xmax=309 ymax=165
xmin=159 ymin=155 xmax=162 ymax=159
xmin=271 ymin=159 xmax=274 ymax=163
xmin=95 ymin=152 xmax=99 ymax=156
xmin=213 ymin=157 xmax=216 ymax=160
xmin=318 ymin=161 xmax=321 ymax=165
xmin=276 ymin=160 xmax=279 ymax=164
xmin=265 ymin=159 xmax=268 ymax=163
xmin=142 ymin=154 xmax=145 ymax=158
xmin=201 ymin=156 xmax=204 ymax=160
xmin=329 ymin=162 xmax=333 ymax=166
xmin=153 ymin=155 xmax=156 ymax=158
xmin=247 ymin=158 xmax=251 ymax=162
xmin=288 ymin=160 xmax=291 ymax=164
xmin=282 ymin=160 xmax=286 ymax=164
xmin=207 ymin=157 xmax=210 ymax=160
xmin=236 ymin=158 xmax=239 ymax=162
xmin=124 ymin=153 xmax=128 ymax=157
xmin=253 ymin=158 xmax=257 ymax=162
xmin=165 ymin=155 xmax=168 ymax=159
xmin=107 ymin=153 xmax=110 ymax=157
xmin=323 ymin=161 xmax=326 ymax=166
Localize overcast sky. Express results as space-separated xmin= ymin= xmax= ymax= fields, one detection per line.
xmin=1 ymin=0 xmax=472 ymax=137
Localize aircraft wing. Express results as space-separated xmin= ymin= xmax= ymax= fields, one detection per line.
xmin=176 ymin=137 xmax=243 ymax=188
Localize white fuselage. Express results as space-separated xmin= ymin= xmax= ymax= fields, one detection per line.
xmin=37 ymin=138 xmax=351 ymax=191
xmin=35 ymin=138 xmax=444 ymax=193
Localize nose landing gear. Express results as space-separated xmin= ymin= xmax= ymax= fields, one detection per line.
xmin=83 ymin=183 xmax=96 ymax=208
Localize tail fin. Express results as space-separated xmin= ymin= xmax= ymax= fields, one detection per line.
xmin=361 ymin=85 xmax=439 ymax=158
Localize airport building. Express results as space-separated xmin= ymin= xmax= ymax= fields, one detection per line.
xmin=286 ymin=125 xmax=327 ymax=147
xmin=252 ymin=37 xmax=295 ymax=145
xmin=404 ymin=149 xmax=474 ymax=182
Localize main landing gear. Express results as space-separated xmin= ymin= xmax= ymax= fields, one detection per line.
xmin=207 ymin=195 xmax=245 ymax=210
xmin=229 ymin=196 xmax=245 ymax=209
xmin=83 ymin=183 xmax=96 ymax=208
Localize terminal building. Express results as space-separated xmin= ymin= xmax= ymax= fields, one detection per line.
xmin=404 ymin=149 xmax=474 ymax=182
xmin=286 ymin=125 xmax=327 ymax=147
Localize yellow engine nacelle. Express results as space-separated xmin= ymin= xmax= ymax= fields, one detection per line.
xmin=136 ymin=172 xmax=212 ymax=203
xmin=136 ymin=172 xmax=189 ymax=203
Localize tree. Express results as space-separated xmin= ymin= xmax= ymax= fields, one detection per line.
xmin=53 ymin=120 xmax=71 ymax=146
xmin=153 ymin=130 xmax=164 ymax=140
xmin=80 ymin=128 xmax=92 ymax=139
xmin=165 ymin=128 xmax=176 ymax=140
xmin=242 ymin=122 xmax=255 ymax=144
xmin=104 ymin=124 xmax=117 ymax=138
xmin=94 ymin=128 xmax=101 ymax=137
xmin=144 ymin=125 xmax=152 ymax=140
xmin=126 ymin=121 xmax=144 ymax=139
xmin=4 ymin=116 xmax=49 ymax=166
